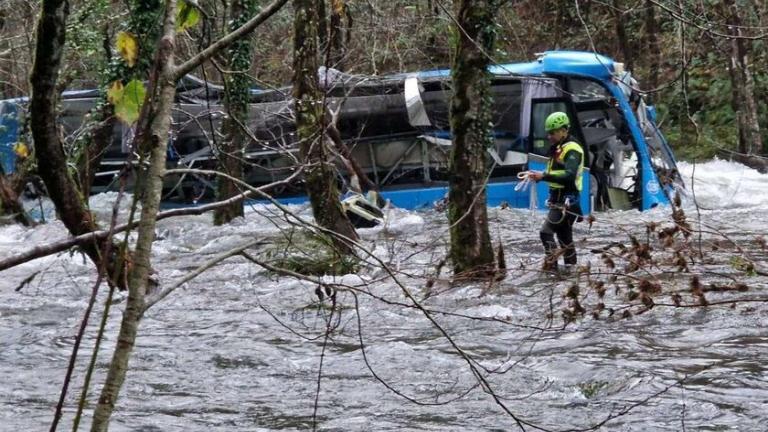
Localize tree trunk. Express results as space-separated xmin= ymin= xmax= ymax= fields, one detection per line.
xmin=293 ymin=0 xmax=359 ymax=254
xmin=0 ymin=173 xmax=32 ymax=226
xmin=90 ymin=2 xmax=179 ymax=430
xmin=644 ymin=0 xmax=661 ymax=92
xmin=724 ymin=0 xmax=762 ymax=155
xmin=316 ymin=0 xmax=328 ymax=52
xmin=612 ymin=0 xmax=633 ymax=71
xmin=447 ymin=0 xmax=496 ymax=279
xmin=724 ymin=41 xmax=747 ymax=151
xmin=0 ymin=9 xmax=12 ymax=98
xmin=553 ymin=0 xmax=564 ymax=49
xmin=214 ymin=0 xmax=257 ymax=225
xmin=676 ymin=3 xmax=697 ymax=141
xmin=328 ymin=0 xmax=350 ymax=70
xmin=29 ymin=0 xmax=128 ymax=288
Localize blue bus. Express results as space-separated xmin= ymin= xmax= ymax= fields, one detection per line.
xmin=0 ymin=51 xmax=683 ymax=213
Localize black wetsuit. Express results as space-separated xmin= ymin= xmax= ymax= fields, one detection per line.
xmin=540 ymin=135 xmax=584 ymax=269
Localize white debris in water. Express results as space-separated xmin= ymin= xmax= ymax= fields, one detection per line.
xmin=381 ymin=207 xmax=425 ymax=234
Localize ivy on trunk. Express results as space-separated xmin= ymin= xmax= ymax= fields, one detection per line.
xmin=447 ymin=0 xmax=497 ymax=279
xmin=215 ymin=0 xmax=258 ymax=225
xmin=293 ymin=0 xmax=359 ymax=255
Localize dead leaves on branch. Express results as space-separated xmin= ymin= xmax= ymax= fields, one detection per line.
xmin=560 ymin=199 xmax=764 ymax=325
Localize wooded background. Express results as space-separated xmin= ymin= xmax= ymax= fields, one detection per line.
xmin=2 ymin=0 xmax=767 ymax=159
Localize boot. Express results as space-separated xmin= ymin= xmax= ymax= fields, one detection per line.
xmin=540 ymin=232 xmax=559 ymax=272
xmin=562 ymin=243 xmax=577 ymax=266
xmin=542 ymin=253 xmax=559 ymax=272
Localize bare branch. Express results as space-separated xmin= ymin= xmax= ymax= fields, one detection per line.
xmin=174 ymin=0 xmax=289 ymax=80
xmin=142 ymin=239 xmax=266 ymax=313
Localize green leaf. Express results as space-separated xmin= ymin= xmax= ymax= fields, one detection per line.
xmin=176 ymin=0 xmax=201 ymax=32
xmin=114 ymin=79 xmax=146 ymax=125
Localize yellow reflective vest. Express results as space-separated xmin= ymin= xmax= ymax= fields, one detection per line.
xmin=544 ymin=140 xmax=584 ymax=192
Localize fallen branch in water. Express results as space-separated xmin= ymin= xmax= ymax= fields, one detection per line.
xmin=560 ymin=196 xmax=768 ymax=323
xmin=655 ymin=298 xmax=768 ymax=308
xmin=13 ymin=270 xmax=40 ymax=291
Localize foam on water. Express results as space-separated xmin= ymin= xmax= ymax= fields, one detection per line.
xmin=677 ymin=158 xmax=768 ymax=209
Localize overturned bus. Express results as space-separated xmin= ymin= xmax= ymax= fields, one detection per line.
xmin=0 ymin=51 xmax=683 ymax=214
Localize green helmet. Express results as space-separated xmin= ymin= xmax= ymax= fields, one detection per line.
xmin=545 ymin=112 xmax=570 ymax=132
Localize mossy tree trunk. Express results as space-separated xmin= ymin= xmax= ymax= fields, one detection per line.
xmin=91 ymin=0 xmax=290 ymax=428
xmin=214 ymin=0 xmax=257 ymax=225
xmin=29 ymin=0 xmax=128 ymax=288
xmin=447 ymin=0 xmax=497 ymax=279
xmin=328 ymin=0 xmax=351 ymax=70
xmin=90 ymin=1 xmax=179 ymax=429
xmin=293 ymin=0 xmax=359 ymax=254
xmin=316 ymin=0 xmax=328 ymax=51
xmin=316 ymin=0 xmax=353 ymax=70
xmin=77 ymin=0 xmax=163 ymax=197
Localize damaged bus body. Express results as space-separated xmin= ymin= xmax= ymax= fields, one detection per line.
xmin=0 ymin=51 xmax=683 ymax=213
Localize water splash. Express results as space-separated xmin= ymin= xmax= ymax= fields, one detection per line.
xmin=677 ymin=158 xmax=768 ymax=210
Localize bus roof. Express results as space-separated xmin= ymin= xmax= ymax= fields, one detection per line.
xmin=418 ymin=50 xmax=617 ymax=81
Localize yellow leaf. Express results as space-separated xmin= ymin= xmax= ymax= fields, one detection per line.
xmin=332 ymin=0 xmax=346 ymax=16
xmin=107 ymin=80 xmax=124 ymax=105
xmin=116 ymin=31 xmax=139 ymax=67
xmin=13 ymin=142 xmax=29 ymax=159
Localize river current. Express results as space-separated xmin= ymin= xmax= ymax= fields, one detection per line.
xmin=1 ymin=158 xmax=766 ymax=431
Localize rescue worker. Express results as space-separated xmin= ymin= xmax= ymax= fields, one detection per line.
xmin=525 ymin=112 xmax=585 ymax=272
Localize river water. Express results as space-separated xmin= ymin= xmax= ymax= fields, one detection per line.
xmin=1 ymin=159 xmax=766 ymax=431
